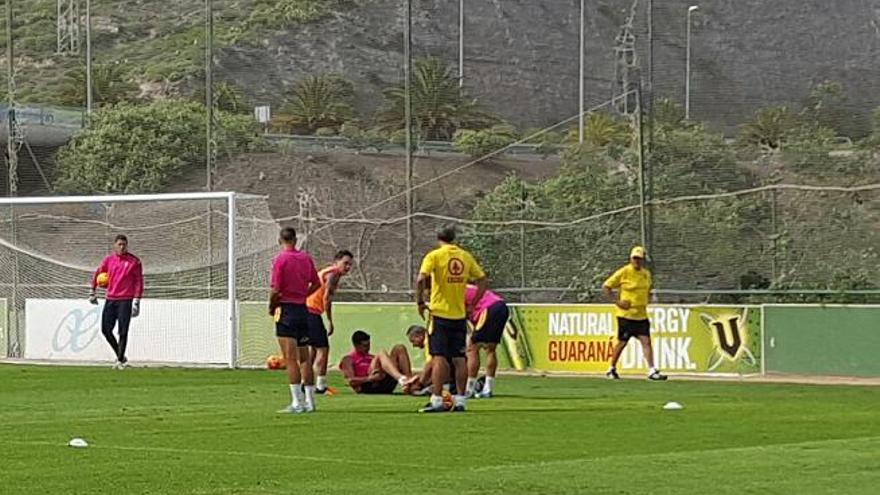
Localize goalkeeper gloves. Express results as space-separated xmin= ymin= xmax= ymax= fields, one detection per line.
xmin=132 ymin=299 xmax=141 ymax=317
xmin=88 ymin=291 xmax=98 ymax=305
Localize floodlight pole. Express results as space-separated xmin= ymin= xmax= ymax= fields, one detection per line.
xmin=205 ymin=0 xmax=214 ymax=191
xmin=6 ymin=0 xmax=17 ymax=197
xmin=685 ymin=5 xmax=698 ymax=120
xmin=205 ymin=0 xmax=215 ymax=297
xmin=85 ymin=0 xmax=92 ymax=114
xmin=5 ymin=0 xmax=21 ymax=357
xmin=458 ymin=0 xmax=464 ymax=88
xmin=578 ymin=0 xmax=585 ymax=143
xmin=636 ymin=84 xmax=648 ymax=249
xmin=404 ymin=0 xmax=414 ymax=285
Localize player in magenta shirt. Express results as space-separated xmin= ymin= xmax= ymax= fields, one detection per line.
xmin=465 ymin=284 xmax=512 ymax=398
xmin=338 ymin=330 xmax=414 ymax=394
xmin=270 ymin=227 xmax=322 ymax=414
xmin=89 ymin=234 xmax=144 ymax=369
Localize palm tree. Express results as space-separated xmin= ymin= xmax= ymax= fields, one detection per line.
xmin=653 ymin=97 xmax=687 ymax=130
xmin=281 ymin=74 xmax=355 ymax=134
xmin=739 ymin=107 xmax=799 ymax=150
xmin=60 ymin=63 xmax=138 ymax=108
xmin=194 ymin=81 xmax=250 ymax=114
xmin=377 ymin=56 xmax=495 ymax=141
xmin=565 ymin=112 xmax=632 ymax=148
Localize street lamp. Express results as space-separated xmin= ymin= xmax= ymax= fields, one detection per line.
xmin=685 ymin=5 xmax=699 ymax=120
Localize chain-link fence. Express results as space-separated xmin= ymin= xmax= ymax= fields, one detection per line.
xmin=1 ymin=0 xmax=878 ymax=303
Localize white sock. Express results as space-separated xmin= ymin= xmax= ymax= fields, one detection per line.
xmin=430 ymin=394 xmax=443 ymax=408
xmin=304 ymin=385 xmax=316 ymax=407
xmin=485 ymin=376 xmax=495 ymax=393
xmin=289 ymin=384 xmax=304 ymax=408
xmin=442 ymin=383 xmax=451 ymax=392
xmin=608 ymin=365 xmax=617 ymax=372
xmin=466 ymin=377 xmax=476 ymax=394
xmin=453 ymin=394 xmax=467 ymax=407
xmin=398 ymin=376 xmax=408 ymax=386
xmin=316 ymin=375 xmax=327 ymax=390
xmin=648 ymin=367 xmax=658 ymax=375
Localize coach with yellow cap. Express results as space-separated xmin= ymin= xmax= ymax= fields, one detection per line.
xmin=603 ymin=246 xmax=667 ymax=381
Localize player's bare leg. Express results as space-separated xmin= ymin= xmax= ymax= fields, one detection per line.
xmin=299 ymin=347 xmax=317 ymax=411
xmin=278 ymin=337 xmax=305 ymax=413
xmin=309 ymin=347 xmax=330 ymax=394
xmin=404 ymin=358 xmax=432 ymax=395
xmin=480 ymin=343 xmax=499 ymax=397
xmin=485 ymin=344 xmax=498 ymax=378
xmin=465 ymin=342 xmax=481 ymax=396
xmin=376 ymin=345 xmax=413 ymax=388
xmin=606 ymin=340 xmax=628 ymax=379
xmin=638 ymin=335 xmax=667 ymax=380
xmin=466 ymin=342 xmax=480 ymax=378
xmin=451 ymin=356 xmax=467 ymax=404
xmin=313 ymin=346 xmax=329 ymax=379
xmin=430 ymin=357 xmax=449 ymax=397
xmin=375 ymin=351 xmax=404 ymax=381
xmin=390 ymin=344 xmax=413 ymax=376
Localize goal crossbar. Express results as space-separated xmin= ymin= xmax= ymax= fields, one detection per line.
xmin=0 ymin=191 xmax=267 ymax=205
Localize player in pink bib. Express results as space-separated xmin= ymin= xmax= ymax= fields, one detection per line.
xmin=89 ymin=234 xmax=143 ymax=370
xmin=465 ymin=284 xmax=513 ymax=398
xmin=338 ymin=330 xmax=414 ymax=394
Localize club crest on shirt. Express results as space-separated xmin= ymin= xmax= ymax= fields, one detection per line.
xmin=447 ymin=258 xmax=465 ymax=283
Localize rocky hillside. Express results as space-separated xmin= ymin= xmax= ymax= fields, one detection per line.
xmin=217 ymin=0 xmax=880 ymax=132
xmin=4 ymin=1 xmax=879 ymax=133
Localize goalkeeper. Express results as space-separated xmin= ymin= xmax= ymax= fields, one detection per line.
xmin=89 ymin=234 xmax=144 ymax=370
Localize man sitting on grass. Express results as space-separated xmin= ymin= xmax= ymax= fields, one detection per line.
xmin=338 ymin=330 xmax=414 ymax=394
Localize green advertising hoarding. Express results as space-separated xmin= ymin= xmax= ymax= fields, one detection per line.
xmin=506 ymin=305 xmax=761 ymax=375
xmin=238 ymin=302 xmax=760 ymax=376
xmin=237 ymin=302 xmax=430 ymax=368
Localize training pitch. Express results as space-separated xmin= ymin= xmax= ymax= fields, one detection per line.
xmin=2 ymin=365 xmax=878 ymax=494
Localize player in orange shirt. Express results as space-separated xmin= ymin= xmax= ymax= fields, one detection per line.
xmin=305 ymin=250 xmax=354 ymax=393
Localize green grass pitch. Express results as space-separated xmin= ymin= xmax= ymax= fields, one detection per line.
xmin=2 ymin=365 xmax=878 ymax=494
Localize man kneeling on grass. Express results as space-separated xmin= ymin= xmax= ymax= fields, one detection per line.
xmin=339 ymin=330 xmax=414 ymax=394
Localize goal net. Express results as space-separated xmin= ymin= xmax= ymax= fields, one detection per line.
xmin=0 ymin=192 xmax=279 ymax=367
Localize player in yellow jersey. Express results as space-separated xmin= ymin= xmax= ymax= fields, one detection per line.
xmin=603 ymin=246 xmax=667 ymax=381
xmin=416 ymin=226 xmax=487 ymax=413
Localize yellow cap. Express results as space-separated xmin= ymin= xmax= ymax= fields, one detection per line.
xmin=630 ymin=246 xmax=647 ymax=259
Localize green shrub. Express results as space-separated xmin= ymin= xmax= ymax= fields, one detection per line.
xmin=453 ymin=124 xmax=518 ymax=158
xmin=55 ymin=101 xmax=260 ymax=194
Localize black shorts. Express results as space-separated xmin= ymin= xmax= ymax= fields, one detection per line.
xmin=471 ymin=301 xmax=509 ymax=345
xmin=617 ymin=317 xmax=650 ymax=341
xmin=275 ymin=303 xmax=310 ymax=345
xmin=306 ymin=312 xmax=329 ymax=348
xmin=358 ymin=374 xmax=398 ymax=394
xmin=429 ymin=316 xmax=467 ymax=359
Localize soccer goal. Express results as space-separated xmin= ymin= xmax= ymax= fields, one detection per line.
xmin=0 ymin=192 xmax=279 ymax=367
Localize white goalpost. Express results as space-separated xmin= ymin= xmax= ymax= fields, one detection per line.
xmin=0 ymin=192 xmax=279 ymax=368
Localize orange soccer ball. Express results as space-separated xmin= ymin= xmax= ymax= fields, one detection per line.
xmin=96 ymin=272 xmax=110 ymax=288
xmin=265 ymin=355 xmax=285 ymax=370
